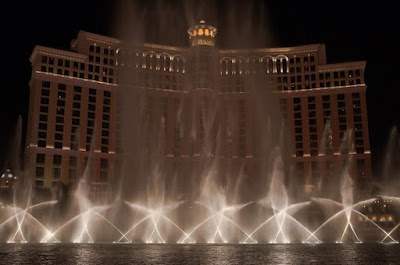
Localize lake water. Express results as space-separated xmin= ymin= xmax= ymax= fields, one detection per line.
xmin=0 ymin=243 xmax=399 ymax=264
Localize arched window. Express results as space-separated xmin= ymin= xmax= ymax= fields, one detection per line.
xmin=249 ymin=57 xmax=259 ymax=74
xmin=115 ymin=48 xmax=123 ymax=66
xmin=220 ymin=58 xmax=233 ymax=75
xmin=172 ymin=55 xmax=185 ymax=73
xmin=276 ymin=55 xmax=289 ymax=73
xmin=157 ymin=54 xmax=171 ymax=72
xmin=236 ymin=57 xmax=246 ymax=74
xmin=261 ymin=55 xmax=274 ymax=73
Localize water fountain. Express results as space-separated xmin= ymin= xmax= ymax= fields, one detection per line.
xmin=1 ymin=2 xmax=400 ymax=246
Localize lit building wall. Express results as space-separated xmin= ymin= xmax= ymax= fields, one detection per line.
xmin=27 ymin=23 xmax=372 ymax=200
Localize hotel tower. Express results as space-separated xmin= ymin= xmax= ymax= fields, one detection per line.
xmin=26 ymin=21 xmax=371 ymax=201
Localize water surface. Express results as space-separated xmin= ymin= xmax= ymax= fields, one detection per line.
xmin=0 ymin=243 xmax=399 ymax=264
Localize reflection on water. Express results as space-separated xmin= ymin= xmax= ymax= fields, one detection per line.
xmin=0 ymin=244 xmax=399 ymax=265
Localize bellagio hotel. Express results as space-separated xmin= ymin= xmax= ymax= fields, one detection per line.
xmin=26 ymin=21 xmax=371 ymax=200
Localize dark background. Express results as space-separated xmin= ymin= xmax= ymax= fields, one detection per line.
xmin=0 ymin=0 xmax=398 ymax=180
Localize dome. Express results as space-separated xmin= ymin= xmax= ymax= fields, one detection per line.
xmin=187 ymin=20 xmax=217 ymax=47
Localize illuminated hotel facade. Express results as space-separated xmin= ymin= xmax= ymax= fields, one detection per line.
xmin=26 ymin=21 xmax=371 ymax=200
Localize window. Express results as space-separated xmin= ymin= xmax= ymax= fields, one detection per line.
xmin=56 ymin=116 xmax=64 ymax=123
xmin=322 ymin=95 xmax=330 ymax=101
xmin=39 ymin=123 xmax=47 ymax=130
xmin=42 ymin=81 xmax=51 ymax=88
xmin=53 ymin=155 xmax=62 ymax=165
xmin=69 ymin=157 xmax=77 ymax=166
xmin=74 ymin=86 xmax=82 ymax=93
xmin=53 ymin=168 xmax=61 ymax=179
xmin=36 ymin=167 xmax=44 ymax=177
xmin=55 ymin=133 xmax=63 ymax=141
xmin=101 ymin=146 xmax=109 ymax=153
xmin=296 ymin=143 xmax=303 ymax=149
xmin=58 ymin=83 xmax=66 ymax=90
xmin=55 ymin=125 xmax=63 ymax=132
xmin=40 ymin=106 xmax=48 ymax=113
xmin=36 ymin=154 xmax=45 ymax=163
xmin=87 ymin=120 xmax=95 ymax=127
xmin=39 ymin=115 xmax=48 ymax=121
xmin=100 ymin=159 xmax=108 ymax=169
xmin=41 ymin=98 xmax=49 ymax=105
xmin=337 ymin=94 xmax=345 ymax=100
xmin=56 ymin=108 xmax=64 ymax=115
xmin=38 ymin=131 xmax=46 ymax=139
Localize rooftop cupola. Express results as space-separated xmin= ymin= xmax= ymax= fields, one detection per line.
xmin=187 ymin=20 xmax=217 ymax=47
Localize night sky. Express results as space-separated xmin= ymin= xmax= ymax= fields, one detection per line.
xmin=1 ymin=0 xmax=398 ymax=179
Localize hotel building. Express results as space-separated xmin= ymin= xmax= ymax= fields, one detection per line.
xmin=26 ymin=21 xmax=371 ymax=201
